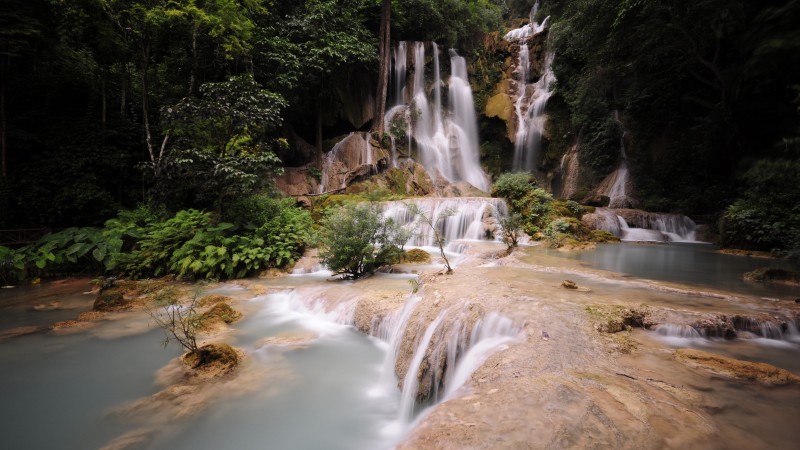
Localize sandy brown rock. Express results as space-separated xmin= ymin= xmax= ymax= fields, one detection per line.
xmin=256 ymin=331 xmax=319 ymax=350
xmin=674 ymin=349 xmax=800 ymax=385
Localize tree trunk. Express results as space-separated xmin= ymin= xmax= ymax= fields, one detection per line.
xmin=316 ymin=106 xmax=323 ymax=167
xmin=1 ymin=50 xmax=7 ymax=180
xmin=372 ymin=0 xmax=391 ymax=139
xmin=140 ymin=39 xmax=156 ymax=173
xmin=120 ymin=65 xmax=127 ymax=119
xmin=101 ymin=73 xmax=107 ymax=128
xmin=189 ymin=26 xmax=198 ymax=95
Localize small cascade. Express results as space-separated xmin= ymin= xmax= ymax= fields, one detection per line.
xmin=732 ymin=316 xmax=787 ymax=340
xmin=382 ymin=300 xmax=521 ymax=426
xmin=586 ymin=207 xmax=699 ymax=242
xmin=384 ymin=41 xmax=489 ymax=191
xmin=556 ymin=145 xmax=580 ymax=199
xmin=441 ymin=313 xmax=518 ymax=400
xmin=597 ymin=112 xmax=635 ymax=208
xmin=398 ymin=309 xmax=448 ymax=423
xmin=787 ymin=320 xmax=800 ymax=344
xmin=652 ymin=317 xmax=800 ymax=345
xmin=381 ymin=197 xmax=508 ymax=250
xmin=654 ymin=324 xmax=703 ymax=339
xmin=504 ymin=1 xmax=555 ymax=173
xmin=617 ymin=216 xmax=670 ymax=242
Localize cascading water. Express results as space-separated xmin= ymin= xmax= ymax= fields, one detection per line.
xmin=392 ymin=41 xmax=408 ymax=106
xmin=440 ymin=312 xmax=519 ymax=400
xmin=398 ymin=309 xmax=449 ymax=423
xmin=596 ymin=111 xmax=636 ymax=208
xmin=505 ymin=1 xmax=554 ymax=173
xmin=381 ymin=197 xmax=509 ymax=250
xmin=384 ymin=304 xmax=521 ymax=427
xmin=384 ymin=41 xmax=489 ymax=191
xmin=586 ymin=207 xmax=699 ymax=242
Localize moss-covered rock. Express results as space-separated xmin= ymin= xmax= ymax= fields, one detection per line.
xmin=562 ymin=280 xmax=578 ymax=290
xmin=197 ymin=294 xmax=234 ymax=308
xmin=743 ymin=268 xmax=800 ymax=284
xmin=94 ymin=278 xmax=182 ymax=312
xmin=93 ymin=280 xmax=141 ymax=311
xmin=485 ymin=92 xmax=514 ymax=124
xmin=197 ymin=303 xmax=242 ymax=331
xmin=585 ymin=304 xmax=649 ymax=333
xmin=402 ymin=248 xmax=432 ymax=264
xmin=182 ymin=343 xmax=239 ymax=375
xmin=589 ymin=230 xmax=620 ymax=243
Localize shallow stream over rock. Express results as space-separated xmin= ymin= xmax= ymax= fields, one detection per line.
xmin=1 ymin=241 xmax=799 ymax=449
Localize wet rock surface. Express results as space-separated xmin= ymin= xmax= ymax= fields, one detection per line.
xmin=378 ymin=243 xmax=800 ymax=449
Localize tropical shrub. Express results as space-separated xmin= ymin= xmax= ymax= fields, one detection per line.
xmin=0 ymin=246 xmax=26 ymax=285
xmin=499 ymin=213 xmax=524 ymax=253
xmin=721 ymin=159 xmax=800 ymax=253
xmin=318 ymin=203 xmax=406 ymax=279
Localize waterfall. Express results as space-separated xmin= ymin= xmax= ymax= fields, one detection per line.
xmin=381 ymin=197 xmax=508 ymax=250
xmin=505 ymin=2 xmax=554 ymax=173
xmin=380 ymin=302 xmax=521 ymax=426
xmin=595 ymin=111 xmax=636 ymax=208
xmin=392 ymin=41 xmax=408 ymax=106
xmin=586 ymin=207 xmax=699 ymax=242
xmin=654 ymin=324 xmax=703 ymax=339
xmin=385 ymin=41 xmax=489 ymax=191
xmin=441 ymin=313 xmax=518 ymax=400
xmin=450 ymin=53 xmax=489 ymax=190
xmin=617 ymin=216 xmax=669 ymax=242
xmin=557 ymin=145 xmax=580 ymax=199
xmin=398 ymin=309 xmax=448 ymax=423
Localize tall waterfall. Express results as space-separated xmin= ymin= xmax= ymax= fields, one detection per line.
xmin=384 ymin=42 xmax=489 ymax=191
xmin=505 ymin=1 xmax=555 ymax=173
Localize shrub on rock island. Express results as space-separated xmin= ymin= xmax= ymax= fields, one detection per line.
xmin=319 ymin=203 xmax=408 ymax=279
xmin=182 ymin=343 xmax=239 ymax=374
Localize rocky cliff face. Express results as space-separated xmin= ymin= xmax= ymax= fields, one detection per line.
xmin=482 ymin=29 xmax=550 ymax=146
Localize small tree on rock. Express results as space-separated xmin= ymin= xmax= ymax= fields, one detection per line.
xmin=499 ymin=212 xmax=524 ymax=254
xmin=148 ymin=288 xmax=201 ymax=354
xmin=406 ymin=203 xmax=454 ymax=274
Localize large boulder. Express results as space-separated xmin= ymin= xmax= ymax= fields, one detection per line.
xmin=318 ymin=133 xmax=390 ymax=193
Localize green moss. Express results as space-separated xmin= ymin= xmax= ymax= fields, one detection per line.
xmin=93 ymin=289 xmax=125 ymax=311
xmin=197 ymin=303 xmax=242 ymax=330
xmin=589 ymin=230 xmax=620 ymax=243
xmin=401 ymin=248 xmax=432 ymax=264
xmin=182 ymin=343 xmax=239 ymax=373
xmin=584 ymin=304 xmax=648 ymax=334
xmin=198 ymin=294 xmax=234 ymax=308
xmin=386 ymin=168 xmax=411 ymax=194
xmin=743 ymin=268 xmax=800 ymax=283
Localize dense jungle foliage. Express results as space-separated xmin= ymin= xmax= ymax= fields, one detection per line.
xmin=1 ymin=0 xmax=798 ymax=272
xmin=541 ymin=0 xmax=800 ymax=253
